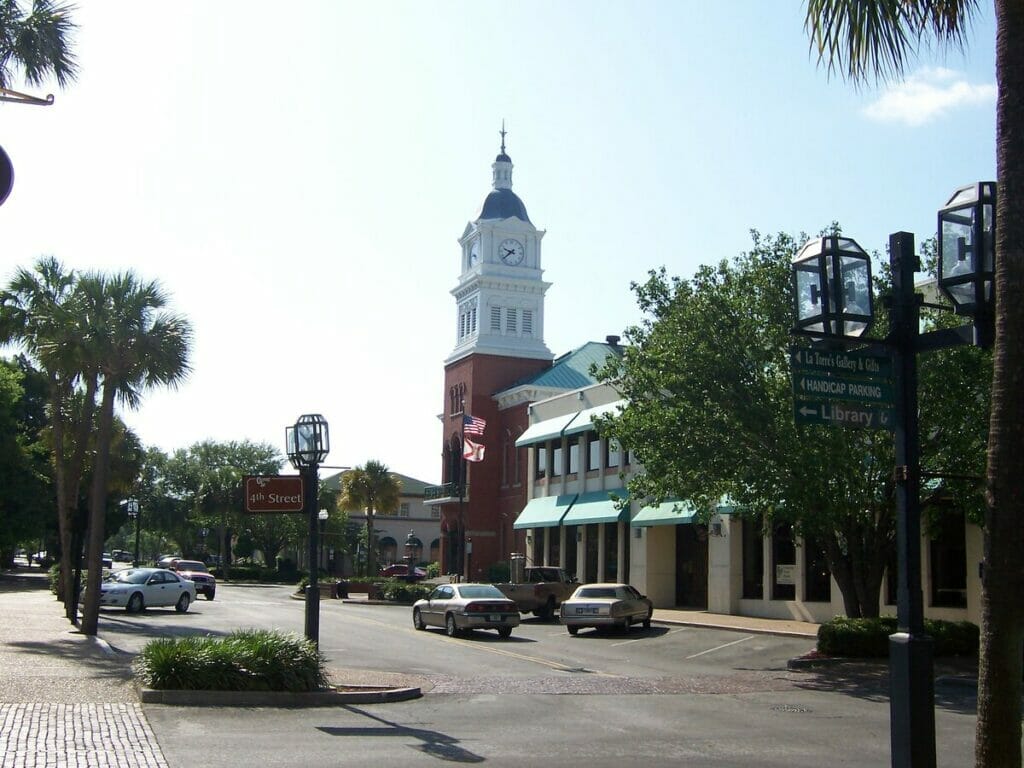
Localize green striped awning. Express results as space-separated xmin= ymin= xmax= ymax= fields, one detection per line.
xmin=513 ymin=494 xmax=578 ymax=529
xmin=560 ymin=489 xmax=629 ymax=526
xmin=630 ymin=499 xmax=696 ymax=527
xmin=515 ymin=412 xmax=582 ymax=446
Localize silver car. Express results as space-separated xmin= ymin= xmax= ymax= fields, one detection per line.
xmin=96 ymin=567 xmax=197 ymax=613
xmin=560 ymin=583 xmax=653 ymax=635
xmin=412 ymin=583 xmax=520 ymax=638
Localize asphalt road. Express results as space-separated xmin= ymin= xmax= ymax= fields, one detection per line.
xmin=98 ymin=583 xmax=979 ymax=767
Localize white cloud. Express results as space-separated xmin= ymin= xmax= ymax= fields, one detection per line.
xmin=863 ymin=67 xmax=996 ymax=126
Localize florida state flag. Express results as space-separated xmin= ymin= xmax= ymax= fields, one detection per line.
xmin=462 ymin=437 xmax=485 ymax=463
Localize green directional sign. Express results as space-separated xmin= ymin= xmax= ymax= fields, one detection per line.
xmin=790 ymin=346 xmax=892 ymax=379
xmin=793 ymin=372 xmax=894 ymax=406
xmin=794 ymin=399 xmax=895 ymax=431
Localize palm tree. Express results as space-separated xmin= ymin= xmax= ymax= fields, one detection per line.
xmin=78 ymin=272 xmax=192 ymax=636
xmin=0 ymin=0 xmax=78 ymax=90
xmin=804 ymin=3 xmax=1023 ymax=766
xmin=337 ymin=461 xmax=401 ymax=578
xmin=0 ymin=256 xmax=95 ymax=621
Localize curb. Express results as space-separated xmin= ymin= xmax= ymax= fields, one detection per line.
xmin=138 ymin=684 xmax=422 ymax=706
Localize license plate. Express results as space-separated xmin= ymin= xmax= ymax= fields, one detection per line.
xmin=577 ymin=606 xmax=599 ymax=615
xmin=489 ymin=614 xmax=501 ymax=622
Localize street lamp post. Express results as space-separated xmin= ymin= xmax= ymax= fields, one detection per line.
xmin=285 ymin=413 xmax=330 ymax=646
xmin=124 ymin=498 xmax=140 ymax=567
xmin=404 ymin=529 xmax=418 ymax=583
xmin=790 ymin=184 xmax=995 ymax=768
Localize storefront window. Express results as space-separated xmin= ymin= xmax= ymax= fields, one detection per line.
xmin=742 ymin=516 xmax=763 ymax=600
xmin=771 ymin=522 xmax=796 ymax=600
xmin=930 ymin=511 xmax=967 ymax=608
xmin=803 ymin=534 xmax=831 ymax=603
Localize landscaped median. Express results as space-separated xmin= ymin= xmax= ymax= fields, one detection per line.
xmin=134 ymin=629 xmax=421 ymax=706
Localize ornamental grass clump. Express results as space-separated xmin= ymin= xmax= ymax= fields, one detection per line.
xmin=135 ymin=629 xmax=329 ymax=692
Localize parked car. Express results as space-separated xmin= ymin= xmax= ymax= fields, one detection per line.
xmin=495 ymin=566 xmax=577 ymax=619
xmin=110 ymin=549 xmax=133 ymax=563
xmin=380 ymin=563 xmax=427 ymax=580
xmin=156 ymin=554 xmax=181 ymax=568
xmin=412 ymin=583 xmax=520 ymax=638
xmin=559 ymin=583 xmax=653 ymax=635
xmin=167 ymin=559 xmax=216 ymax=600
xmin=94 ymin=567 xmax=196 ymax=613
xmin=101 ymin=552 xmax=113 ymax=569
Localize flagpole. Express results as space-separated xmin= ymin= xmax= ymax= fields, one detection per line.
xmin=458 ymin=400 xmax=466 ymax=580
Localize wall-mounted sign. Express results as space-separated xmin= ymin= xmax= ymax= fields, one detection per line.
xmin=775 ymin=564 xmax=796 ymax=586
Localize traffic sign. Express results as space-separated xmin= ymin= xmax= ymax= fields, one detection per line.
xmin=790 ymin=346 xmax=892 ymax=379
xmin=243 ymin=475 xmax=304 ymax=513
xmin=794 ymin=399 xmax=895 ymax=431
xmin=793 ymin=371 xmax=894 ymax=406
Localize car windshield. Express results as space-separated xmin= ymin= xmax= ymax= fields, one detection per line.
xmin=106 ymin=569 xmax=151 ymax=585
xmin=576 ymin=587 xmax=618 ymax=599
xmin=175 ymin=561 xmax=207 ymax=572
xmin=456 ymin=585 xmax=504 ymax=599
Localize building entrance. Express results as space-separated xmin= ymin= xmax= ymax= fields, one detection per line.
xmin=675 ymin=523 xmax=708 ymax=608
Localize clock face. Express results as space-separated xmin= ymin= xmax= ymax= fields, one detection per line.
xmin=499 ymin=238 xmax=525 ymax=265
xmin=469 ymin=241 xmax=480 ymax=265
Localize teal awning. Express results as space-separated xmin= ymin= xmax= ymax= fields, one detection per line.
xmin=515 ymin=412 xmax=582 ymax=446
xmin=631 ymin=499 xmax=696 ymax=527
xmin=512 ymin=494 xmax=578 ymax=529
xmin=562 ymin=399 xmax=627 ymax=436
xmin=561 ymin=488 xmax=629 ymax=526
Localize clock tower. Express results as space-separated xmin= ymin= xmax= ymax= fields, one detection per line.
xmin=447 ymin=127 xmax=553 ymax=364
xmin=435 ymin=128 xmax=554 ymax=577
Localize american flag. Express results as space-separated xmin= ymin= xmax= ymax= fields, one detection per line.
xmin=462 ymin=414 xmax=486 ymax=436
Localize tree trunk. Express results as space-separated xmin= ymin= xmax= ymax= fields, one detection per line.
xmin=79 ymin=383 xmax=116 ymax=637
xmin=977 ymin=2 xmax=1024 ymax=764
xmin=365 ymin=509 xmax=376 ymax=577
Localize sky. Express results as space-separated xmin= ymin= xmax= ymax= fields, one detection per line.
xmin=0 ymin=2 xmax=997 ymax=485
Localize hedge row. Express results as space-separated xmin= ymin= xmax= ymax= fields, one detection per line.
xmin=817 ymin=616 xmax=979 ymax=658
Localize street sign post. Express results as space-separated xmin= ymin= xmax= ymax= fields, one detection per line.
xmin=243 ymin=475 xmax=304 ymax=513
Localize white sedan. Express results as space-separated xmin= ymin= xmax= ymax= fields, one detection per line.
xmin=97 ymin=567 xmax=197 ymax=613
xmin=559 ymin=583 xmax=653 ymax=635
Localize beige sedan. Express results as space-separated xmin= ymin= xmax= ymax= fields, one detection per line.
xmin=412 ymin=583 xmax=520 ymax=638
xmin=559 ymin=583 xmax=653 ymax=635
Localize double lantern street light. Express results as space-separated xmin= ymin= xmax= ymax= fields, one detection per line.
xmin=285 ymin=413 xmax=330 ymax=646
xmin=790 ymin=182 xmax=995 ymax=768
xmin=123 ymin=498 xmax=141 ymax=567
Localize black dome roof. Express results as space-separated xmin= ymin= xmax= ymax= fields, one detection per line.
xmin=477 ymin=187 xmax=531 ymax=223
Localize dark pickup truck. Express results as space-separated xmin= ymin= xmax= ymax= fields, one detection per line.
xmin=495 ymin=566 xmax=577 ymax=620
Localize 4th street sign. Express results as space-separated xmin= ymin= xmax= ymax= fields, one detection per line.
xmin=794 ymin=399 xmax=895 ymax=431
xmin=243 ymin=475 xmax=304 ymax=513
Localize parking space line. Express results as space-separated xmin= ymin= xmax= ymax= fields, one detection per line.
xmin=610 ymin=627 xmax=686 ymax=647
xmin=685 ymin=635 xmax=753 ymax=659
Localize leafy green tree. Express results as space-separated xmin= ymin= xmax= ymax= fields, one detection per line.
xmin=0 ymin=358 xmax=50 ymax=566
xmin=596 ymin=230 xmax=989 ymax=620
xmin=337 ymin=461 xmax=401 ymax=577
xmin=79 ymin=272 xmax=192 ymax=636
xmin=804 ymin=4 xmax=1021 ymax=763
xmin=0 ymin=0 xmax=77 ymax=90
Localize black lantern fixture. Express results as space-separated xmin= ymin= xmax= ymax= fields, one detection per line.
xmin=792 ymin=235 xmax=874 ymax=339
xmin=285 ymin=413 xmax=330 ymax=469
xmin=285 ymin=413 xmax=330 ymax=645
xmin=125 ymin=498 xmax=141 ymax=567
xmin=938 ymin=182 xmax=996 ymax=347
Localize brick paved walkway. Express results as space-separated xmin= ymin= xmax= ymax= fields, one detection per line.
xmin=0 ymin=704 xmax=168 ymax=768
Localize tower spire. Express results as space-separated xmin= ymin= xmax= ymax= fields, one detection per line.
xmin=500 ymin=120 xmax=507 ymax=155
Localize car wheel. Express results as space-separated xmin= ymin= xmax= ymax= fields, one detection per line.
xmin=621 ymin=615 xmax=632 ymax=633
xmin=126 ymin=592 xmax=144 ymax=613
xmin=445 ymin=613 xmax=460 ymax=638
xmin=642 ymin=610 xmax=652 ymax=630
xmin=498 ymin=626 xmax=512 ymax=639
xmin=567 ymin=625 xmax=579 ymax=636
xmin=413 ymin=608 xmax=426 ymax=631
xmin=205 ymin=591 xmax=215 ymax=601
xmin=176 ymin=593 xmax=191 ymax=613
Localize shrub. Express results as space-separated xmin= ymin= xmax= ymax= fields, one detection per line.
xmin=381 ymin=580 xmax=433 ymax=604
xmin=134 ymin=629 xmax=329 ymax=692
xmin=817 ymin=616 xmax=979 ymax=658
xmin=425 ymin=561 xmax=441 ymax=579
